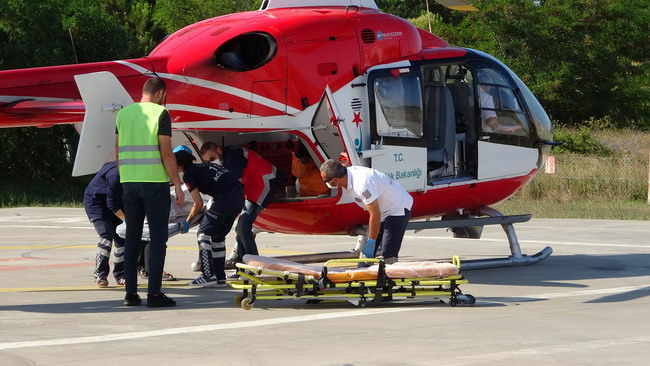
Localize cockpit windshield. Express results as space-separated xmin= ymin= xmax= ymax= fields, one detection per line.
xmin=473 ymin=50 xmax=553 ymax=141
xmin=475 ymin=66 xmax=530 ymax=137
xmin=509 ymin=71 xmax=553 ymax=141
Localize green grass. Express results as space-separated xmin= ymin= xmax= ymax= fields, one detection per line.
xmin=0 ymin=179 xmax=88 ymax=208
xmin=494 ymin=198 xmax=650 ymax=221
xmin=492 ymin=143 xmax=650 ymax=220
xmin=519 ymin=153 xmax=647 ymax=202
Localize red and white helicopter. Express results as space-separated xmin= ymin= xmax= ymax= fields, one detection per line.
xmin=0 ymin=0 xmax=555 ymax=269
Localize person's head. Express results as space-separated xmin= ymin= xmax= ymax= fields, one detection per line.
xmin=199 ymin=141 xmax=223 ymax=164
xmin=319 ymin=159 xmax=347 ymax=189
xmin=477 ymin=70 xmax=493 ymax=92
xmin=173 ymin=145 xmax=195 ymax=172
xmin=294 ymin=140 xmax=311 ymax=164
xmin=141 ymin=77 xmax=166 ymax=105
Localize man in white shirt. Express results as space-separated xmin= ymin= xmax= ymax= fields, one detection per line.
xmin=478 ymin=72 xmax=499 ymax=132
xmin=320 ymin=159 xmax=413 ymax=264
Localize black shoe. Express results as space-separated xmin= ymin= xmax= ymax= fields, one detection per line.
xmin=123 ymin=293 xmax=142 ymax=306
xmin=146 ymin=293 xmax=176 ymax=308
xmin=225 ymin=258 xmax=240 ymax=268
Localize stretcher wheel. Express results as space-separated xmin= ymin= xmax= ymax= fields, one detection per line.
xmin=240 ymin=297 xmax=254 ymax=310
xmin=460 ymin=294 xmax=476 ymax=305
xmin=234 ymin=294 xmax=244 ymax=306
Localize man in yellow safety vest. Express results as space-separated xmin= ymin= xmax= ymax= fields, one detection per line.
xmin=115 ymin=77 xmax=184 ymax=308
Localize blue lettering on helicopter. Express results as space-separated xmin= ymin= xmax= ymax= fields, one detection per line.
xmin=395 ymin=168 xmax=422 ymax=180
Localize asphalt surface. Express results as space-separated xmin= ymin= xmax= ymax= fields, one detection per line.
xmin=1 ymin=207 xmax=649 ymax=365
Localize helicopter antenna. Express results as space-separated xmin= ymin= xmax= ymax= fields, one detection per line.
xmin=425 ymin=0 xmax=432 ymax=33
xmin=68 ymin=28 xmax=79 ymax=64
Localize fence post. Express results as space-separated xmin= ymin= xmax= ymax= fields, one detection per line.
xmin=648 ymin=152 xmax=650 ymax=203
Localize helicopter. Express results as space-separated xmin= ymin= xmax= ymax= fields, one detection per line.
xmin=0 ymin=0 xmax=555 ymax=269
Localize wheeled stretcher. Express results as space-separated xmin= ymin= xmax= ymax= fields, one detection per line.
xmin=229 ymin=254 xmax=475 ymax=310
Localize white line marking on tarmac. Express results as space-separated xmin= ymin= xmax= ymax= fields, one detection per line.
xmin=0 ymin=307 xmax=425 ymax=351
xmin=0 ymin=225 xmax=93 ymax=230
xmin=2 ymin=284 xmax=649 ymax=351
xmin=0 ymin=218 xmax=87 ymax=223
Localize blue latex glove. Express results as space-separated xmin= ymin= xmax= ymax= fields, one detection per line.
xmin=180 ymin=221 xmax=190 ymax=234
xmin=362 ymin=238 xmax=377 ymax=259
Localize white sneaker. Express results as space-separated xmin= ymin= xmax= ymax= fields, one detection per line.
xmin=188 ymin=275 xmax=218 ymax=287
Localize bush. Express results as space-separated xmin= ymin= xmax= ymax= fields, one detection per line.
xmin=552 ymin=126 xmax=613 ymax=156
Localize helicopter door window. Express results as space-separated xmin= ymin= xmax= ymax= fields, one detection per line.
xmin=476 ymin=68 xmax=530 ymax=137
xmin=374 ymin=75 xmax=423 ymax=138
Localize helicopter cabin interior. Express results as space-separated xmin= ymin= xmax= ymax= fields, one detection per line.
xmin=181 ymin=130 xmax=336 ymax=202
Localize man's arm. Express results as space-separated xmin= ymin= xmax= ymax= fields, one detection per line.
xmin=185 ymin=188 xmax=204 ymax=224
xmin=159 ymin=135 xmax=184 ymax=206
xmin=365 ymin=200 xmax=381 ymax=241
xmin=106 ymin=167 xmax=125 ymax=221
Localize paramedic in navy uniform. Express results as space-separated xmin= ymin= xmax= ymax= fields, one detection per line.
xmin=174 ymin=145 xmax=245 ymax=286
xmin=319 ymin=159 xmax=413 ymax=264
xmin=84 ymin=161 xmax=125 ymax=287
xmin=200 ymin=142 xmax=285 ymax=269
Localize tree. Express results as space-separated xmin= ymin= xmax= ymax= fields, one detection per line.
xmin=153 ymin=0 xmax=262 ymax=34
xmin=102 ymin=0 xmax=166 ymax=56
xmin=376 ymin=0 xmax=423 ymax=19
xmin=418 ymin=0 xmax=650 ymax=128
xmin=0 ymin=0 xmax=140 ymax=181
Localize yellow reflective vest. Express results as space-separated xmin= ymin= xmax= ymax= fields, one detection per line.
xmin=116 ymin=102 xmax=169 ymax=183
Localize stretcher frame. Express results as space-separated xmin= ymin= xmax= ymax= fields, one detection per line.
xmin=229 ymin=257 xmax=475 ymax=310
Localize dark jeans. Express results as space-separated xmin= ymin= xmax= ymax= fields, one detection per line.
xmin=122 ymin=182 xmax=170 ymax=295
xmin=231 ymin=200 xmax=263 ymax=262
xmin=375 ymin=208 xmax=412 ymax=260
xmin=92 ymin=216 xmax=124 ymax=280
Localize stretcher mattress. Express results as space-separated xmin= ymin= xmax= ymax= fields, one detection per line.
xmin=242 ymin=254 xmax=459 ymax=283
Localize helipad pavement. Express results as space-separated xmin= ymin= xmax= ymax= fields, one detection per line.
xmin=1 ymin=207 xmax=649 ymax=365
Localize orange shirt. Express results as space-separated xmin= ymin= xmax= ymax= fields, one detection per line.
xmin=291 ymin=153 xmax=329 ymax=196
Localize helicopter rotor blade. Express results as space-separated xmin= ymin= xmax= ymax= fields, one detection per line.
xmin=433 ymin=0 xmax=478 ymax=11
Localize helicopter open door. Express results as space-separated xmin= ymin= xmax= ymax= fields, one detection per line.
xmin=362 ymin=64 xmax=430 ymax=191
xmin=311 ymin=86 xmax=361 ymax=167
xmin=473 ymin=64 xmax=538 ymax=180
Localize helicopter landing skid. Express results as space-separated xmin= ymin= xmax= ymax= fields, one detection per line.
xmin=406 ymin=206 xmax=552 ymax=270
